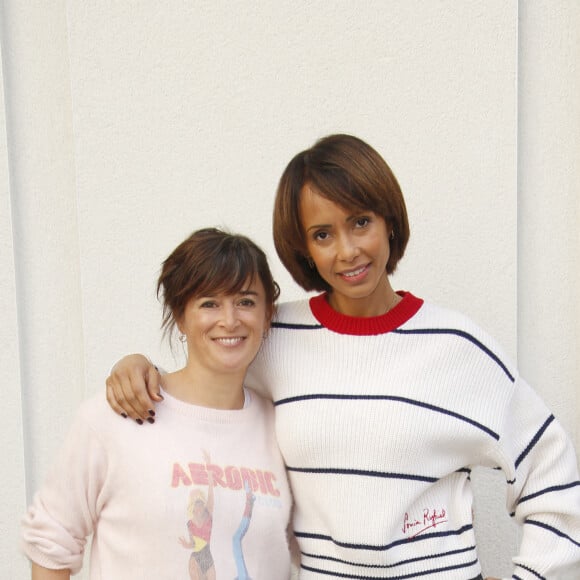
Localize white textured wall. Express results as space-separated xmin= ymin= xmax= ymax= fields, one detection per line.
xmin=518 ymin=3 xmax=579 ymax=436
xmin=0 ymin=32 xmax=26 ymax=579
xmin=1 ymin=2 xmax=577 ymax=578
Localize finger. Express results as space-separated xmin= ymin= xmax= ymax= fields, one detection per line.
xmin=106 ymin=377 xmax=129 ymax=419
xmin=108 ymin=373 xmax=148 ymax=423
xmin=117 ymin=370 xmax=154 ymax=423
xmin=130 ymin=365 xmax=160 ymax=420
xmin=145 ymin=365 xmax=164 ymax=402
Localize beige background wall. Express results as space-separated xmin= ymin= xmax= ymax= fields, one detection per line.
xmin=1 ymin=2 xmax=578 ymax=578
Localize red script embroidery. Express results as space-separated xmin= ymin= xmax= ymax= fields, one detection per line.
xmin=402 ymin=508 xmax=448 ymax=539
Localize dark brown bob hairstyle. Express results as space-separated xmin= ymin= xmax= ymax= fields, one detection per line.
xmin=157 ymin=228 xmax=280 ymax=340
xmin=273 ymin=134 xmax=410 ymax=293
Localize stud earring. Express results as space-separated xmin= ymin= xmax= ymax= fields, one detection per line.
xmin=179 ymin=334 xmax=187 ymax=343
xmin=307 ymin=257 xmax=315 ymax=269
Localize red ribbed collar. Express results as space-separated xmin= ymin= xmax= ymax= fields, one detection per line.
xmin=309 ymin=291 xmax=424 ymax=336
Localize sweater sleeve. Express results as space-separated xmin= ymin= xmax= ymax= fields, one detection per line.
xmin=490 ymin=375 xmax=580 ymax=578
xmin=21 ymin=402 xmax=108 ymax=574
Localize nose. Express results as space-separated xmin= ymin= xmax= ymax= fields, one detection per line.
xmin=220 ymin=302 xmax=240 ymax=330
xmin=336 ymin=232 xmax=359 ymax=262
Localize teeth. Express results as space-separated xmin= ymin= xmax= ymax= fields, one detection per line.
xmin=214 ymin=337 xmax=244 ymax=345
xmin=342 ymin=266 xmax=366 ymax=278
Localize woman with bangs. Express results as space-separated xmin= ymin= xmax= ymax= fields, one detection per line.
xmin=21 ymin=228 xmax=293 ymax=580
xmin=106 ymin=135 xmax=578 ymax=578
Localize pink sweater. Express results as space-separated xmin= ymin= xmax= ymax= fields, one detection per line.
xmin=21 ymin=389 xmax=292 ymax=579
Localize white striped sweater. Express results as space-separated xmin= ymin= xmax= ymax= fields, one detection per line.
xmin=247 ymin=291 xmax=580 ymax=579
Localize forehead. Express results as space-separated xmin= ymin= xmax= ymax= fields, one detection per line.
xmin=299 ymin=185 xmax=367 ymax=223
xmin=194 ymin=276 xmax=265 ymax=298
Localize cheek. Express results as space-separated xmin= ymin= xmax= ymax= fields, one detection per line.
xmin=308 ymin=246 xmax=330 ymax=269
xmin=242 ymin=310 xmax=269 ymax=330
xmin=369 ymin=230 xmax=390 ymax=257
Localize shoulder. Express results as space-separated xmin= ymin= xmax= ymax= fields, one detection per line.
xmin=246 ymin=388 xmax=275 ymax=413
xmin=245 ymin=388 xmax=277 ymax=432
xmin=407 ymin=299 xmax=502 ymax=342
xmin=405 ymin=299 xmax=516 ymax=380
xmin=75 ymin=391 xmax=119 ymax=422
xmin=405 ymin=299 xmax=478 ymax=328
xmin=272 ymin=297 xmax=319 ymax=326
xmin=66 ymin=392 xmax=127 ymax=445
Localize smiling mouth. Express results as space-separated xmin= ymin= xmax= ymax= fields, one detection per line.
xmin=213 ymin=337 xmax=246 ymax=346
xmin=339 ymin=264 xmax=369 ymax=279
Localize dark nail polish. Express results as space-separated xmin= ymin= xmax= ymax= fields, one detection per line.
xmin=136 ymin=418 xmax=143 ymax=425
xmin=148 ymin=409 xmax=155 ymax=417
xmin=121 ymin=413 xmax=128 ymax=419
xmin=147 ymin=417 xmax=155 ymax=424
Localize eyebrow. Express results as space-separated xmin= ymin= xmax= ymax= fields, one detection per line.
xmin=239 ymin=289 xmax=259 ymax=297
xmin=305 ymin=223 xmax=331 ymax=233
xmin=197 ymin=289 xmax=260 ymax=300
xmin=305 ymin=213 xmax=366 ymax=233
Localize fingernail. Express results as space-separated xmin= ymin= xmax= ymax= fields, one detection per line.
xmin=136 ymin=418 xmax=143 ymax=425
xmin=148 ymin=409 xmax=155 ymax=417
xmin=147 ymin=417 xmax=155 ymax=424
xmin=121 ymin=413 xmax=128 ymax=419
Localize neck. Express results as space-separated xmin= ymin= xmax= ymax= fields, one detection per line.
xmin=162 ymin=365 xmax=246 ymax=410
xmin=328 ymin=278 xmax=400 ymax=317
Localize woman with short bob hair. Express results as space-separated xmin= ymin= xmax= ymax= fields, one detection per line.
xmin=273 ymin=134 xmax=409 ymax=292
xmin=105 ymin=135 xmax=580 ymax=579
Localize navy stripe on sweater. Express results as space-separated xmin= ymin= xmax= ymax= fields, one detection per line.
xmin=300 ymin=545 xmax=476 ymax=570
xmin=525 ymin=519 xmax=580 ymax=548
xmin=272 ymin=321 xmax=324 ymax=330
xmin=286 ymin=465 xmax=438 ymax=483
xmin=514 ymin=562 xmax=545 ymax=579
xmin=272 ymin=320 xmax=515 ymax=384
xmin=300 ymin=557 xmax=480 ymax=579
xmin=393 ymin=327 xmax=515 ymax=382
xmin=275 ymin=393 xmax=499 ymax=440
xmin=294 ymin=523 xmax=474 ymax=552
xmin=517 ymin=480 xmax=580 ymax=506
xmin=515 ymin=415 xmax=555 ymax=468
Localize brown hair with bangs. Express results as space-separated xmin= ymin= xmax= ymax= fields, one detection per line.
xmin=157 ymin=228 xmax=280 ymax=341
xmin=273 ymin=134 xmax=410 ymax=292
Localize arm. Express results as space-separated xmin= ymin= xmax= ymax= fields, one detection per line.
xmin=32 ymin=563 xmax=70 ymax=580
xmin=105 ymin=354 xmax=163 ymax=422
xmin=493 ymin=375 xmax=580 ymax=577
xmin=22 ymin=402 xmax=106 ymax=575
xmin=178 ymin=535 xmax=195 ymax=549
